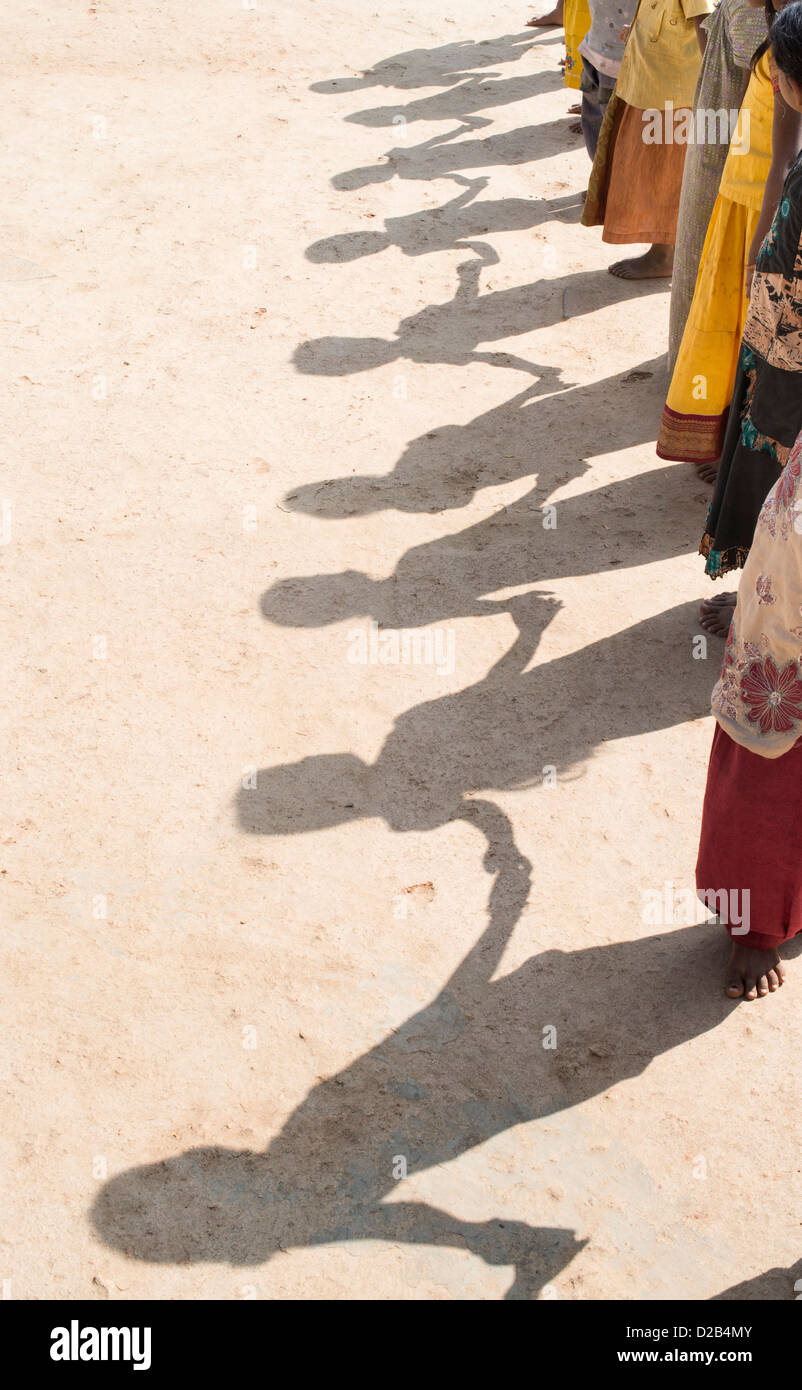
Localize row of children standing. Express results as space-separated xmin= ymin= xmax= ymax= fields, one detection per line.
xmin=529 ymin=0 xmax=802 ymax=998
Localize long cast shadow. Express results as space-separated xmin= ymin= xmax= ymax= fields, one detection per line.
xmin=263 ymin=466 xmax=694 ymax=635
xmin=91 ymin=595 xmax=722 ymax=1296
xmin=279 ymin=367 xmax=670 ymax=523
xmin=332 ymin=122 xmax=588 ymax=192
xmin=242 ymin=597 xmax=711 ymax=835
xmin=90 ymin=811 xmax=728 ymax=1295
xmin=295 ymin=255 xmax=666 ymax=381
xmin=311 ymin=31 xmax=538 ymax=97
xmin=92 ymin=783 xmax=729 ymax=1296
xmin=344 ymin=69 xmax=559 ymax=133
xmin=266 ymin=358 xmax=695 ymax=635
xmin=90 ymin=27 xmax=713 ymax=1300
xmin=307 ymin=180 xmax=584 ymax=267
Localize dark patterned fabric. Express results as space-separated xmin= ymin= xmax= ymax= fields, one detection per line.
xmin=700 ymin=153 xmax=802 ymax=579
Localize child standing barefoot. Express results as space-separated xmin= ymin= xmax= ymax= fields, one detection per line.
xmin=696 ymin=429 xmax=802 ymax=998
xmin=696 ymin=7 xmax=802 ymax=998
xmin=583 ymin=0 xmax=714 ymax=278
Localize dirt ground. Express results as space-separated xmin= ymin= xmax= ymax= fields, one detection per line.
xmin=2 ymin=1 xmax=800 ymax=1301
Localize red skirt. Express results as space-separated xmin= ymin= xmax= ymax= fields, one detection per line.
xmin=696 ymin=724 xmax=802 ymax=949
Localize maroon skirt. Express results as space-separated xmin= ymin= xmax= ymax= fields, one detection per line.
xmin=696 ymin=724 xmax=802 ymax=949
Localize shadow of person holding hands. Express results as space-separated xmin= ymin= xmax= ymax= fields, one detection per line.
xmin=295 ymin=253 xmax=665 ymax=381
xmin=331 ymin=122 xmax=588 ymax=192
xmin=279 ymin=366 xmax=670 ymax=526
xmin=311 ymin=31 xmax=537 ymax=96
xmin=306 ymin=176 xmax=583 ymax=266
xmin=92 ymin=599 xmax=728 ymax=1296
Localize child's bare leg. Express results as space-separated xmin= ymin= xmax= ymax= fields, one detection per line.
xmin=609 ymin=244 xmax=674 ymax=280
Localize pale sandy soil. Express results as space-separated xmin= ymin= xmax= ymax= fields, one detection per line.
xmin=1 ymin=1 xmax=800 ymax=1301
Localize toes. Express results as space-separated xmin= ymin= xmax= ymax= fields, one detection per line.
xmin=699 ymin=609 xmax=731 ymax=637
xmin=727 ymin=951 xmax=785 ymax=1000
xmin=700 ymin=616 xmax=729 ymax=637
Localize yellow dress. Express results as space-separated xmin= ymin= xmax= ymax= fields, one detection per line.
xmin=582 ymin=0 xmax=713 ymax=242
xmin=564 ymin=0 xmax=591 ymax=90
xmin=616 ymin=0 xmax=716 ymax=110
xmin=657 ymin=51 xmax=774 ymax=463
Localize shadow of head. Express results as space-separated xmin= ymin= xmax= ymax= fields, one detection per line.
xmin=237 ymin=752 xmax=370 ymax=835
xmin=306 ymin=231 xmax=392 ymax=263
xmin=260 ymin=570 xmax=382 ymax=627
xmin=293 ymin=336 xmax=396 ymax=376
xmin=90 ymin=1147 xmax=280 ymax=1266
xmin=332 ymin=163 xmax=396 ymax=190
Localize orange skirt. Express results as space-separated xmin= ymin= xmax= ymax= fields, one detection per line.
xmin=584 ymin=97 xmax=689 ymax=245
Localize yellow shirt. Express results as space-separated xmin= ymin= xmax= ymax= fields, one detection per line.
xmin=718 ymin=51 xmax=774 ymax=209
xmin=616 ymin=0 xmax=715 ymax=111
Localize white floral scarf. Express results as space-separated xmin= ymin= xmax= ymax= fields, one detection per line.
xmin=712 ymin=429 xmax=802 ymax=757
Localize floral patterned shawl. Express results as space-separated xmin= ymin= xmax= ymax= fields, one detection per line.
xmin=712 ymin=429 xmax=802 ymax=757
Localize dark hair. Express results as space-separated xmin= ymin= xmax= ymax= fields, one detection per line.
xmin=772 ymin=1 xmax=802 ymax=84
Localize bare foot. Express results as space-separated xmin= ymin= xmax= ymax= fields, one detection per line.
xmin=569 ymin=120 xmax=582 ymax=134
xmin=609 ymin=245 xmax=674 ymax=280
xmin=694 ymin=460 xmax=718 ymax=484
xmin=568 ymin=103 xmax=581 ymax=114
xmin=699 ymin=592 xmax=737 ymax=637
xmin=726 ymin=941 xmax=785 ymax=1000
xmin=526 ymin=4 xmax=564 ymax=25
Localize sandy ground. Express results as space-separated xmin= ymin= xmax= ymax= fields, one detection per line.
xmin=2 ymin=1 xmax=800 ymax=1302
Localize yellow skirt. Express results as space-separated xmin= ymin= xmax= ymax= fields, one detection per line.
xmin=564 ymin=0 xmax=591 ymax=90
xmin=657 ymin=194 xmax=757 ymax=464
